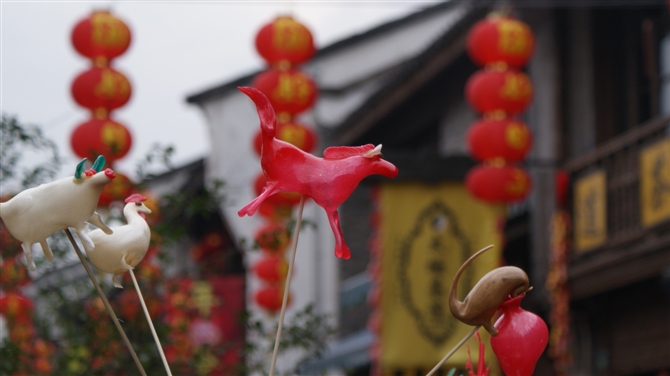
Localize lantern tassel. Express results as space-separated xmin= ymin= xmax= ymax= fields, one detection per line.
xmin=65 ymin=229 xmax=147 ymax=376
xmin=269 ymin=195 xmax=306 ymax=376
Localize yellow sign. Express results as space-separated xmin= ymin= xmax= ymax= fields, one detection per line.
xmin=640 ymin=137 xmax=670 ymax=227
xmin=573 ymin=170 xmax=607 ymax=252
xmin=379 ymin=183 xmax=503 ymax=371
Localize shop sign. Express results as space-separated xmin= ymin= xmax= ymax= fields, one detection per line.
xmin=573 ymin=170 xmax=607 ymax=252
xmin=639 ymin=138 xmax=670 ymax=228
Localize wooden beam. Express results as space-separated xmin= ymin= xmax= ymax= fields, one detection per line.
xmin=569 ymin=231 xmax=670 ymax=299
xmin=564 ymin=115 xmax=669 ymax=172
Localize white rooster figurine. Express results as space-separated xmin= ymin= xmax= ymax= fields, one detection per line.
xmin=86 ymin=193 xmax=152 ymax=288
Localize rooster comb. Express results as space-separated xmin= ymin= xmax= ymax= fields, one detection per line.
xmin=125 ymin=193 xmax=147 ymax=203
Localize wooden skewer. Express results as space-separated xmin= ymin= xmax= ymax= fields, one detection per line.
xmin=425 ymin=326 xmax=481 ymax=376
xmin=129 ymin=268 xmax=172 ymax=376
xmin=268 ymin=195 xmax=306 ymax=376
xmin=65 ymin=229 xmax=147 ymax=376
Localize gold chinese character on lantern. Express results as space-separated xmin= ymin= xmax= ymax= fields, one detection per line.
xmin=94 ymin=70 xmax=130 ymax=99
xmin=91 ymin=12 xmax=130 ymax=48
xmin=499 ymin=73 xmax=532 ymax=101
xmin=279 ymin=126 xmax=306 ymax=147
xmin=505 ymin=122 xmax=530 ymax=150
xmin=273 ymin=73 xmax=311 ymax=104
xmin=505 ymin=169 xmax=529 ymax=195
xmin=273 ymin=17 xmax=310 ymax=51
xmin=497 ymin=20 xmax=531 ymax=56
xmin=101 ymin=122 xmax=128 ymax=150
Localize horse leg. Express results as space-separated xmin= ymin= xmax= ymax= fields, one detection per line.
xmin=238 ymin=183 xmax=280 ymax=217
xmin=88 ymin=212 xmax=112 ymax=234
xmin=22 ymin=242 xmax=36 ymax=271
xmin=40 ymin=240 xmax=54 ymax=261
xmin=74 ymin=223 xmax=95 ymax=253
xmin=326 ymin=210 xmax=350 ymax=260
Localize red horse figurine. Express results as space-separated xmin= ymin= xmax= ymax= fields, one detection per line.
xmin=237 ymin=87 xmax=398 ymax=259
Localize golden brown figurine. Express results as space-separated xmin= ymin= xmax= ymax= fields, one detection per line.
xmin=449 ymin=245 xmax=532 ymax=335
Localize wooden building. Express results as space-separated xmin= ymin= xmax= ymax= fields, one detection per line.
xmin=187 ymin=1 xmax=670 ymax=374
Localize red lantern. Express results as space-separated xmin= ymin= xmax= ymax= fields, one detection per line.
xmin=201 ymin=232 xmax=224 ymax=252
xmin=254 ymin=173 xmax=302 ymax=207
xmin=70 ymin=118 xmax=133 ymax=163
xmin=491 ymin=295 xmax=548 ymax=376
xmin=465 ymin=69 xmax=533 ymax=115
xmin=254 ymin=286 xmax=289 ymax=312
xmin=555 ymin=170 xmax=570 ymax=208
xmin=252 ymin=69 xmax=317 ymax=116
xmin=191 ymin=232 xmax=225 ymax=261
xmin=71 ymin=11 xmax=131 ymax=65
xmin=255 ymin=16 xmax=315 ymax=66
xmin=465 ymin=164 xmax=532 ymax=203
xmin=98 ymin=172 xmax=136 ymax=206
xmin=467 ymin=16 xmax=535 ymax=68
xmin=253 ymin=256 xmax=289 ymax=284
xmin=254 ymin=223 xmax=291 ymax=254
xmin=253 ymin=121 xmax=317 ymax=155
xmin=71 ymin=67 xmax=131 ymax=113
xmin=0 ymin=292 xmax=34 ymax=323
xmin=467 ymin=118 xmax=532 ymax=163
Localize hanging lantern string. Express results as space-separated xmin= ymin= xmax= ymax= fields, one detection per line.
xmin=128 ymin=269 xmax=172 ymax=376
xmin=425 ymin=326 xmax=481 ymax=376
xmin=268 ymin=195 xmax=306 ymax=376
xmin=64 ymin=229 xmax=147 ymax=376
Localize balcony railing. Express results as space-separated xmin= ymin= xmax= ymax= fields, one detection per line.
xmin=565 ymin=115 xmax=670 ymax=298
xmin=566 ymin=115 xmax=670 ymax=249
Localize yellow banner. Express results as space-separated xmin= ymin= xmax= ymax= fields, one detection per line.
xmin=379 ymin=183 xmax=503 ymax=371
xmin=640 ymin=137 xmax=670 ymax=228
xmin=573 ymin=170 xmax=607 ymax=252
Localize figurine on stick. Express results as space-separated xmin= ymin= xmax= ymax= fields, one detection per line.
xmin=427 ymin=245 xmax=548 ymax=376
xmin=0 ymin=156 xmax=113 ymax=271
xmin=237 ymin=86 xmax=398 ymax=375
xmin=0 ymin=156 xmax=148 ymax=375
xmin=86 ymin=193 xmax=172 ymax=376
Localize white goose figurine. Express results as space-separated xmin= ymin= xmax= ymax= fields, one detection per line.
xmin=87 ymin=193 xmax=152 ymax=288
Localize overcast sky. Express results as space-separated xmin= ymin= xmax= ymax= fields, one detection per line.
xmin=1 ymin=1 xmax=432 ymax=184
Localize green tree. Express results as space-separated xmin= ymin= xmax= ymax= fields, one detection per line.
xmin=0 ymin=114 xmax=61 ymax=191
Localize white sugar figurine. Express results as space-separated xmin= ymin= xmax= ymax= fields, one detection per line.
xmin=87 ymin=193 xmax=173 ymax=375
xmin=86 ymin=193 xmax=152 ymax=288
xmin=0 ymin=156 xmax=114 ymax=271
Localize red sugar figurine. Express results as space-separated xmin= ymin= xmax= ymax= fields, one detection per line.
xmin=237 ymin=87 xmax=398 ymax=259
